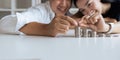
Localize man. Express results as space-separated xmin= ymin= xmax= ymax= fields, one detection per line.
xmin=74 ymin=0 xmax=120 ymax=34
xmin=0 ymin=0 xmax=78 ymax=37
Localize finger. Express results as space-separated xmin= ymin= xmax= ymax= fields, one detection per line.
xmin=56 ymin=17 xmax=71 ymax=27
xmin=65 ymin=16 xmax=78 ymax=26
xmin=56 ymin=24 xmax=68 ymax=34
xmin=59 ymin=19 xmax=70 ymax=26
xmin=56 ymin=15 xmax=78 ymax=26
xmin=80 ymin=24 xmax=89 ymax=28
xmin=79 ymin=16 xmax=87 ymax=25
xmin=85 ymin=15 xmax=91 ymax=24
xmin=59 ymin=23 xmax=69 ymax=31
xmin=88 ymin=10 xmax=99 ymax=24
xmin=60 ymin=25 xmax=69 ymax=31
xmin=57 ymin=29 xmax=67 ymax=34
xmin=52 ymin=16 xmax=61 ymax=22
xmin=89 ymin=13 xmax=99 ymax=24
xmin=76 ymin=18 xmax=81 ymax=22
xmin=55 ymin=22 xmax=69 ymax=31
xmin=88 ymin=24 xmax=97 ymax=31
xmin=57 ymin=15 xmax=68 ymax=20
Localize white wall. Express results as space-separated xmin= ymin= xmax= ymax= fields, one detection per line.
xmin=0 ymin=0 xmax=32 ymax=19
xmin=17 ymin=0 xmax=31 ymax=8
xmin=0 ymin=0 xmax=32 ymax=9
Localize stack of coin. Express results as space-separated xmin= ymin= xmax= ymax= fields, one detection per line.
xmin=81 ymin=28 xmax=87 ymax=37
xmin=75 ymin=26 xmax=81 ymax=38
xmin=97 ymin=33 xmax=106 ymax=37
xmin=75 ymin=27 xmax=97 ymax=38
xmin=91 ymin=31 xmax=97 ymax=37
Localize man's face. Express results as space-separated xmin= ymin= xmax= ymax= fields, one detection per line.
xmin=76 ymin=0 xmax=102 ymax=15
xmin=50 ymin=0 xmax=71 ymax=15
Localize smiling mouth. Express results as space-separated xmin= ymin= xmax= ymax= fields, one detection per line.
xmin=57 ymin=7 xmax=67 ymax=13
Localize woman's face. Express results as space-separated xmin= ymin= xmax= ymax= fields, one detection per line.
xmin=50 ymin=0 xmax=71 ymax=15
xmin=76 ymin=0 xmax=102 ymax=15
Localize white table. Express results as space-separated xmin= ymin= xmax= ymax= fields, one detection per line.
xmin=0 ymin=30 xmax=120 ymax=60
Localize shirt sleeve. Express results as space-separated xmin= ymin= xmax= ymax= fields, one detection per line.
xmin=16 ymin=7 xmax=44 ymax=32
xmin=16 ymin=2 xmax=55 ymax=33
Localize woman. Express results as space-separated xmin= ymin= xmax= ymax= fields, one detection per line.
xmin=74 ymin=0 xmax=120 ymax=33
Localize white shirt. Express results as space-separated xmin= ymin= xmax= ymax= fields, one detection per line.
xmin=16 ymin=1 xmax=55 ymax=33
xmin=0 ymin=2 xmax=55 ymax=34
xmin=0 ymin=15 xmax=20 ymax=34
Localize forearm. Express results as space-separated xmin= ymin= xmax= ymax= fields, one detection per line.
xmin=104 ymin=18 xmax=120 ymax=33
xmin=104 ymin=17 xmax=117 ymax=23
xmin=19 ymin=22 xmax=49 ymax=36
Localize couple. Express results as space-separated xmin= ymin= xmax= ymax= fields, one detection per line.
xmin=0 ymin=0 xmax=120 ymax=37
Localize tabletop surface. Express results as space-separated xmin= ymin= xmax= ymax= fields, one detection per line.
xmin=0 ymin=30 xmax=120 ymax=60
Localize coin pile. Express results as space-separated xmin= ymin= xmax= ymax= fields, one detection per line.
xmin=75 ymin=26 xmax=97 ymax=38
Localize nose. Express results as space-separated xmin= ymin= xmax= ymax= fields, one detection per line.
xmin=60 ymin=0 xmax=67 ymax=8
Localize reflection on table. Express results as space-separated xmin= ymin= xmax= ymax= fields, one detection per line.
xmin=0 ymin=30 xmax=120 ymax=60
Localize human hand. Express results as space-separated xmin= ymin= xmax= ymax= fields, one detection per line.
xmin=79 ymin=14 xmax=110 ymax=33
xmin=46 ymin=15 xmax=78 ymax=37
xmin=104 ymin=17 xmax=117 ymax=23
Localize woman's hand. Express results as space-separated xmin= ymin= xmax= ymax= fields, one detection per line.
xmin=79 ymin=14 xmax=110 ymax=33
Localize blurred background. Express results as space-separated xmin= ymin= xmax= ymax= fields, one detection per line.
xmin=0 ymin=0 xmax=48 ymax=19
xmin=0 ymin=0 xmax=119 ymax=19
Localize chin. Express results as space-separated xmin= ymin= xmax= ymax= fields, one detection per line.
xmin=57 ymin=12 xmax=65 ymax=15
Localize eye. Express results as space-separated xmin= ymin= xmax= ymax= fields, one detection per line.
xmin=87 ymin=2 xmax=93 ymax=8
xmin=88 ymin=3 xmax=92 ymax=7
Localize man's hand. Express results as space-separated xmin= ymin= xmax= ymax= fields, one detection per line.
xmin=46 ymin=15 xmax=78 ymax=37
